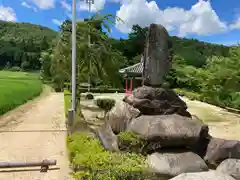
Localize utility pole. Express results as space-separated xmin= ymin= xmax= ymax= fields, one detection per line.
xmin=87 ymin=0 xmax=93 ymax=92
xmin=81 ymin=0 xmax=94 ymax=92
xmin=68 ymin=0 xmax=77 ymax=126
xmin=68 ymin=0 xmax=94 ymax=125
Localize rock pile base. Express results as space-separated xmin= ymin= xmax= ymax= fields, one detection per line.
xmin=95 ymin=86 xmax=240 ymax=179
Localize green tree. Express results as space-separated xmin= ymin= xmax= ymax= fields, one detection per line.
xmin=51 ymin=14 xmax=125 ymax=91
xmin=199 ymin=46 xmax=240 ymax=108
xmin=40 ymin=50 xmax=53 ymax=80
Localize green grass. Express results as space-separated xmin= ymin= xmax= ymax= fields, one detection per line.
xmin=0 ymin=71 xmax=43 ymax=115
xmin=64 ymin=91 xmax=158 ymax=179
xmin=67 ymin=132 xmax=153 ymax=179
xmin=64 ymin=89 xmax=71 ymax=117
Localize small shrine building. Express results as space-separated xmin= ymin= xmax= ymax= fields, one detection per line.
xmin=119 ymin=56 xmax=144 ymax=94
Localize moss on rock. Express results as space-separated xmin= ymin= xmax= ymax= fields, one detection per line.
xmin=118 ymin=131 xmax=151 ymax=154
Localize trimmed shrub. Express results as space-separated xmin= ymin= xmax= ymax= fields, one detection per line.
xmin=95 ymin=98 xmax=116 ymax=117
xmin=9 ymin=66 xmax=21 ymax=72
xmin=174 ymin=88 xmax=202 ymax=101
xmin=85 ymin=93 xmax=94 ymax=100
xmin=78 ymin=88 xmax=125 ymax=94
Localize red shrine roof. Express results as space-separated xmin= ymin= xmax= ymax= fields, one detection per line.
xmin=119 ymin=56 xmax=144 ymax=75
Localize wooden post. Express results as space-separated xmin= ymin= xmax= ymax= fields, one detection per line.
xmin=132 ymin=76 xmax=135 ymax=90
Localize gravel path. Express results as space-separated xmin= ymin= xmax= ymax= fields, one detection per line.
xmin=0 ymin=92 xmax=72 ymax=180
xmin=181 ymin=97 xmax=240 ymax=140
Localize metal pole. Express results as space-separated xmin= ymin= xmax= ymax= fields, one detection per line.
xmin=87 ymin=0 xmax=93 ymax=92
xmin=72 ymin=0 xmax=77 ymax=111
xmin=0 ymin=160 xmax=56 ymax=168
xmin=68 ymin=0 xmax=77 ymax=126
xmin=0 ymin=159 xmax=57 ymax=172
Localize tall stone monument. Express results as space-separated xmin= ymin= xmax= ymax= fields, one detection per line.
xmin=143 ymin=24 xmax=172 ymax=87
xmin=123 ymin=23 xmax=190 ymax=117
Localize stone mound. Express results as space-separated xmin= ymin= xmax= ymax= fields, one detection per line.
xmin=94 ymin=23 xmax=239 ymax=179
xmin=127 ymin=114 xmax=208 ymax=148
xmin=107 ymin=100 xmax=140 ymax=134
xmin=147 ymin=151 xmax=208 ymax=178
xmin=169 ymin=171 xmax=236 ymax=180
xmin=216 ymin=159 xmax=240 ymax=179
xmin=204 ymin=138 xmax=240 ymax=167
xmin=124 ymin=86 xmax=191 ymax=117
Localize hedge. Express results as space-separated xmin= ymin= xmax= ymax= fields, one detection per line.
xmin=78 ymin=88 xmax=125 ymax=93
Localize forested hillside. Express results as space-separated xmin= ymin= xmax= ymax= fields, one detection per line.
xmin=0 ymin=20 xmax=57 ymax=70
xmin=110 ymin=25 xmax=230 ymax=68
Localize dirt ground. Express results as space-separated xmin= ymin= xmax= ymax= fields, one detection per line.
xmin=181 ymin=97 xmax=240 ymax=140
xmin=0 ymin=89 xmax=72 ymax=180
xmin=82 ymin=93 xmax=240 ymax=140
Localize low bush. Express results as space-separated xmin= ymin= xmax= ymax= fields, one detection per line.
xmin=175 ymin=88 xmax=240 ymax=111
xmin=67 ymin=132 xmax=158 ymax=179
xmin=85 ymin=93 xmax=94 ymax=100
xmin=174 ymin=88 xmax=202 ymax=101
xmin=95 ymin=97 xmax=116 ymax=119
xmin=95 ymin=98 xmax=115 ymax=112
xmin=78 ymin=87 xmax=125 ymax=94
xmin=8 ymin=66 xmax=21 ymax=72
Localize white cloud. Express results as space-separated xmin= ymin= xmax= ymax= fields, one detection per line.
xmin=52 ymin=18 xmax=63 ymax=26
xmin=107 ymin=0 xmax=133 ymax=4
xmin=28 ymin=0 xmax=55 ymax=9
xmin=115 ymin=0 xmax=228 ymax=37
xmin=21 ymin=1 xmax=37 ymax=12
xmin=60 ymin=0 xmax=71 ymax=12
xmin=0 ymin=5 xmax=17 ymax=21
xmin=78 ymin=0 xmax=105 ymax=12
xmin=222 ymin=41 xmax=240 ymax=46
xmin=230 ymin=17 xmax=240 ymax=30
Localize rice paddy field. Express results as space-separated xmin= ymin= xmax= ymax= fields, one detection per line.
xmin=0 ymin=71 xmax=43 ymax=115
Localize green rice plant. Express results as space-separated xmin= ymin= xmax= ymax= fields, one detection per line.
xmin=0 ymin=71 xmax=43 ymax=115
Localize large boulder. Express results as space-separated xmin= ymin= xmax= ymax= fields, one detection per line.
xmin=143 ymin=24 xmax=172 ymax=86
xmin=95 ymin=123 xmax=119 ymax=151
xmin=147 ymin=151 xmax=208 ymax=178
xmin=124 ymin=86 xmax=191 ymax=117
xmin=107 ymin=101 xmax=141 ymax=134
xmin=216 ymin=159 xmax=240 ymax=179
xmin=127 ymin=114 xmax=209 ymax=149
xmin=169 ymin=171 xmax=236 ymax=180
xmin=203 ymin=138 xmax=240 ymax=168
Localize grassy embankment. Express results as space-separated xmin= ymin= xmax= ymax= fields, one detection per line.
xmin=63 ymin=89 xmax=153 ymax=179
xmin=0 ymin=71 xmax=43 ymax=115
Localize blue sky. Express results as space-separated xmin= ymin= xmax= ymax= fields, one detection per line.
xmin=0 ymin=0 xmax=240 ymax=45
